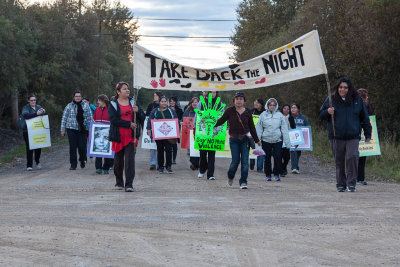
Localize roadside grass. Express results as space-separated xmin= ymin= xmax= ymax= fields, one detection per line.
xmin=0 ymin=135 xmax=68 ymax=164
xmin=311 ymin=126 xmax=400 ymax=182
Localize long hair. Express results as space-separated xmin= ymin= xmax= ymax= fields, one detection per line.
xmin=114 ymin=82 xmax=129 ymax=99
xmin=187 ymin=96 xmax=199 ymax=111
xmin=333 ymin=77 xmax=357 ymax=106
xmin=97 ymin=94 xmax=109 ymax=107
xmin=255 ymin=98 xmax=265 ymax=112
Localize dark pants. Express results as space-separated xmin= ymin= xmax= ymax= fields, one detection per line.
xmin=200 ymin=150 xmax=216 ymax=178
xmin=190 ymin=156 xmax=200 ymax=168
xmin=66 ymin=129 xmax=87 ymax=168
xmin=172 ymin=143 xmax=178 ymax=162
xmin=330 ymin=139 xmax=359 ymax=188
xmin=358 ymin=156 xmax=367 ymax=182
xmin=23 ymin=131 xmax=41 ymax=168
xmin=228 ymin=137 xmax=249 ymax=185
xmin=262 ymin=141 xmax=283 ymax=177
xmin=114 ymin=142 xmax=135 ymax=188
xmin=156 ymin=140 xmax=172 ymax=169
xmin=95 ymin=157 xmax=113 ymax=170
xmin=281 ymin=147 xmax=290 ymax=173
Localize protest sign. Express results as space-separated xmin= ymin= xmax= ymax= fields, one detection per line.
xmin=141 ymin=116 xmax=157 ymax=149
xmin=87 ymin=122 xmax=114 ymax=158
xmin=288 ymin=128 xmax=305 ymax=146
xmin=290 ymin=126 xmax=312 ymax=151
xmin=134 ymin=30 xmax=327 ymax=91
xmin=26 ymin=115 xmax=51 ymax=150
xmin=359 ymin=116 xmax=381 ymax=157
xmin=151 ymin=118 xmax=180 ymax=140
xmin=181 ymin=116 xmax=195 ymax=149
xmin=252 ymin=115 xmax=259 ymax=127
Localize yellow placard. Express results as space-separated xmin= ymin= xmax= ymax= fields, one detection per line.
xmin=32 ymin=133 xmax=47 ymax=145
xmin=31 ymin=119 xmax=46 ymax=130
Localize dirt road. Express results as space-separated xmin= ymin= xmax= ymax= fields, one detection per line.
xmin=0 ymin=143 xmax=399 ymax=266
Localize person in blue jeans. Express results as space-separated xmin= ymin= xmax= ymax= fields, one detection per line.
xmin=214 ymin=92 xmax=260 ymax=189
xmin=290 ymin=103 xmax=309 ymax=174
xmin=256 ymin=98 xmax=291 ymax=181
xmin=250 ymin=98 xmax=265 ymax=172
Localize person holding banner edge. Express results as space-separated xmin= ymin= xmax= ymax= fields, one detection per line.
xmin=215 ymin=92 xmax=260 ymax=189
xmin=108 ymin=82 xmax=145 ymax=192
xmin=147 ymin=96 xmax=178 ymax=174
xmin=21 ymin=94 xmax=45 ymax=171
xmin=319 ymin=78 xmax=372 ymax=192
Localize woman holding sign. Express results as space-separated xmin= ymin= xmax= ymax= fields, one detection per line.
xmin=290 ymin=103 xmax=309 ymax=174
xmin=108 ymin=82 xmax=145 ymax=192
xmin=256 ymin=98 xmax=291 ymax=182
xmin=215 ymin=92 xmax=260 ymax=189
xmin=319 ymin=78 xmax=372 ymax=192
xmin=21 ymin=94 xmax=45 ymax=171
xmin=147 ymin=96 xmax=178 ymax=174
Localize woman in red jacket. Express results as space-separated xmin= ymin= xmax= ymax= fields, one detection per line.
xmin=93 ymin=94 xmax=113 ymax=174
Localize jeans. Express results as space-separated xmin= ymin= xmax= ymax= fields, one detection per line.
xmin=156 ymin=140 xmax=172 ymax=169
xmin=228 ymin=137 xmax=249 ymax=185
xmin=250 ymin=155 xmax=264 ymax=171
xmin=114 ymin=142 xmax=135 ymax=188
xmin=66 ymin=129 xmax=87 ymax=168
xmin=290 ymin=150 xmax=302 ymax=171
xmin=281 ymin=147 xmax=290 ymax=173
xmin=23 ymin=131 xmax=41 ymax=168
xmin=199 ymin=150 xmax=216 ymax=178
xmin=150 ymin=149 xmax=157 ymax=166
xmin=95 ymin=157 xmax=113 ymax=170
xmin=262 ymin=141 xmax=283 ymax=176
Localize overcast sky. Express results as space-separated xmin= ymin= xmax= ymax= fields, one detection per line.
xmin=122 ymin=0 xmax=242 ymax=68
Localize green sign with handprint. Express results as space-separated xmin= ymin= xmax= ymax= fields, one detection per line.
xmin=194 ymin=94 xmax=227 ymax=151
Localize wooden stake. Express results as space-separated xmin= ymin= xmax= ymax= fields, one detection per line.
xmin=325 ymin=74 xmax=336 ymax=137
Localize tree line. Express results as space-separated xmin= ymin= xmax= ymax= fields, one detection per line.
xmin=230 ymin=0 xmax=400 ymax=139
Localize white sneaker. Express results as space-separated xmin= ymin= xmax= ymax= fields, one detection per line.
xmin=240 ymin=183 xmax=248 ymax=189
xmin=198 ymin=173 xmax=204 ymax=178
xmin=37 ymin=163 xmax=42 ymax=169
xmin=208 ymin=176 xmax=215 ymax=180
xmin=27 ymin=167 xmax=33 ymax=171
xmin=295 ymin=169 xmax=300 ymax=174
xmin=291 ymin=169 xmax=296 ymax=173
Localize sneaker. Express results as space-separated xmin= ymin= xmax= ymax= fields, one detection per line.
xmin=159 ymin=168 xmax=164 ymax=174
xmin=228 ymin=178 xmax=233 ymax=186
xmin=36 ymin=163 xmax=42 ymax=170
xmin=208 ymin=176 xmax=215 ymax=180
xmin=27 ymin=167 xmax=33 ymax=171
xmin=240 ymin=183 xmax=248 ymax=189
xmin=103 ymin=169 xmax=109 ymax=175
xmin=291 ymin=169 xmax=297 ymax=174
xmin=266 ymin=176 xmax=271 ymax=181
xmin=274 ymin=175 xmax=281 ymax=181
xmin=198 ymin=172 xmax=204 ymax=178
xmin=69 ymin=166 xmax=76 ymax=170
xmin=357 ymin=181 xmax=367 ymax=185
xmin=109 ymin=166 xmax=113 ymax=170
xmin=295 ymin=169 xmax=300 ymax=174
xmin=96 ymin=168 xmax=102 ymax=174
xmin=149 ymin=165 xmax=156 ymax=170
xmin=281 ymin=170 xmax=288 ymax=177
xmin=172 ymin=160 xmax=176 ymax=164
xmin=167 ymin=168 xmax=174 ymax=174
xmin=80 ymin=161 xmax=85 ymax=169
xmin=337 ymin=186 xmax=345 ymax=192
xmin=125 ymin=187 xmax=134 ymax=192
xmin=347 ymin=186 xmax=356 ymax=192
xmin=115 ymin=185 xmax=124 ymax=190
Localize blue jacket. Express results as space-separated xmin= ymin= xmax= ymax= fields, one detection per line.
xmin=319 ymin=94 xmax=372 ymax=140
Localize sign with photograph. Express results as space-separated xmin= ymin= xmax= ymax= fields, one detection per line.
xmin=87 ymin=122 xmax=114 ymax=158
xmin=359 ymin=115 xmax=381 ymax=157
xmin=151 ymin=118 xmax=180 ymax=140
xmin=141 ymin=116 xmax=157 ymax=149
xmin=26 ymin=115 xmax=51 ymax=150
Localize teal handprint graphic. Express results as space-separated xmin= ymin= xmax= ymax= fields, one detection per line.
xmin=194 ymin=93 xmax=226 ymax=137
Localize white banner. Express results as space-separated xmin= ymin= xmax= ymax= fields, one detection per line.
xmin=26 ymin=115 xmax=51 ymax=150
xmin=134 ymin=30 xmax=327 ymax=91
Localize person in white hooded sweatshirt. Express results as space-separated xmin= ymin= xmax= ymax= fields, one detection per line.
xmin=256 ymin=98 xmax=291 ymax=181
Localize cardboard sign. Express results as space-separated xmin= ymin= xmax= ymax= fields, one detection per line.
xmin=151 ymin=118 xmax=180 ymax=140
xmin=181 ymin=116 xmax=195 ymax=149
xmin=26 ymin=115 xmax=51 ymax=150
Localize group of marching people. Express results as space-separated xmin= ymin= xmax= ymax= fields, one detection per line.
xmin=21 ymin=77 xmax=372 ymax=193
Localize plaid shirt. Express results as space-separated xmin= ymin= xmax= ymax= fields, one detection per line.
xmin=61 ymin=101 xmax=92 ymax=131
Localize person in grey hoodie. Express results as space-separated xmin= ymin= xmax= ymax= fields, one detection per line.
xmin=256 ymin=98 xmax=291 ymax=181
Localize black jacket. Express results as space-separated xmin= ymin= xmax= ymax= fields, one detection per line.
xmin=108 ymin=97 xmax=145 ymax=143
xmin=146 ymin=102 xmax=160 ymax=116
xmin=319 ymin=94 xmax=372 ymax=140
